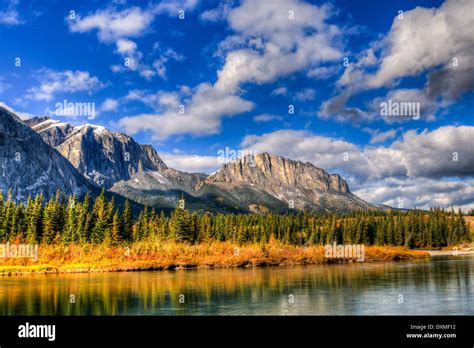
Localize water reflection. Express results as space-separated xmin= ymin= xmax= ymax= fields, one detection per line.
xmin=0 ymin=256 xmax=472 ymax=315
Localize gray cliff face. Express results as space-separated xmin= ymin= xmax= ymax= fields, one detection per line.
xmin=24 ymin=115 xmax=374 ymax=213
xmin=198 ymin=153 xmax=373 ymax=213
xmin=26 ymin=117 xmax=168 ymax=189
xmin=0 ymin=107 xmax=93 ymax=201
xmin=203 ymin=152 xmax=350 ymax=193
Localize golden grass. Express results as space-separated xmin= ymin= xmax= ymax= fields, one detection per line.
xmin=0 ymin=240 xmax=429 ymax=276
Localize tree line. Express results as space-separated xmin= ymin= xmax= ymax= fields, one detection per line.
xmin=0 ymin=190 xmax=471 ymax=248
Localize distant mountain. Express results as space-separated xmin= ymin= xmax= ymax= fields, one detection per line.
xmin=0 ymin=107 xmax=94 ymax=201
xmin=111 ymin=153 xmax=374 ymax=213
xmin=26 ymin=117 xmax=167 ymax=188
xmin=196 ymin=153 xmax=374 ymax=213
xmin=24 ymin=115 xmax=375 ymax=213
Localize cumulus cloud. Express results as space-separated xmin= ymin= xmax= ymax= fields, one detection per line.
xmin=241 ymin=129 xmax=368 ymax=179
xmin=119 ymin=83 xmax=253 ymax=140
xmin=160 ymin=152 xmax=221 ymax=174
xmin=118 ymin=0 xmax=344 ymax=139
xmin=215 ymin=0 xmax=342 ymax=94
xmin=241 ymin=126 xmax=474 ymax=182
xmin=115 ymin=38 xmax=138 ymax=54
xmin=68 ymin=6 xmax=156 ymax=42
xmin=353 ymin=178 xmax=474 ymax=211
xmin=100 ymin=98 xmax=119 ymax=112
xmin=25 ymin=69 xmax=105 ymax=101
xmin=320 ymin=0 xmax=474 ymax=123
xmin=240 ymin=125 xmax=474 ymax=210
xmin=367 ymin=0 xmax=473 ymax=88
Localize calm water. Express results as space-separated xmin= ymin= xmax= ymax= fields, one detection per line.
xmin=0 ymin=255 xmax=473 ymax=315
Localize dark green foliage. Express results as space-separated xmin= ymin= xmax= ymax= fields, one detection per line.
xmin=0 ymin=190 xmax=471 ymax=248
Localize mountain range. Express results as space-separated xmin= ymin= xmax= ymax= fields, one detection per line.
xmin=1 ymin=106 xmax=375 ymax=213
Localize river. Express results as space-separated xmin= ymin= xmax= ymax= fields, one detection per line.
xmin=0 ymin=255 xmax=472 ymax=315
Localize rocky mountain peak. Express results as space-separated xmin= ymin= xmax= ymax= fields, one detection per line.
xmin=0 ymin=107 xmax=93 ymax=201
xmin=26 ymin=117 xmax=168 ymax=188
xmin=206 ymin=152 xmax=350 ymax=193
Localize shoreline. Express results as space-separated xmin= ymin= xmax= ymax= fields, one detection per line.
xmin=0 ymin=244 xmax=430 ymax=276
xmin=424 ymin=250 xmax=474 ymax=256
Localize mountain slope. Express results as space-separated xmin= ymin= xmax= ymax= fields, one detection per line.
xmin=0 ymin=107 xmax=95 ymax=201
xmin=197 ymin=153 xmax=374 ymax=213
xmin=25 ymin=116 xmax=374 ymax=213
xmin=26 ymin=117 xmax=167 ymax=188
xmin=112 ymin=152 xmax=374 ymax=213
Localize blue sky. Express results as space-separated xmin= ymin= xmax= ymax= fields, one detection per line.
xmin=0 ymin=0 xmax=473 ymax=210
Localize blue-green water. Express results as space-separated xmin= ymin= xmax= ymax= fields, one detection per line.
xmin=0 ymin=255 xmax=472 ymax=315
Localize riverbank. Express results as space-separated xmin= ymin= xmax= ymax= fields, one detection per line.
xmin=0 ymin=241 xmax=430 ymax=276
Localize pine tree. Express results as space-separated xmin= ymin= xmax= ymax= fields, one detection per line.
xmin=110 ymin=210 xmax=122 ymax=245
xmin=26 ymin=194 xmax=43 ymax=244
xmin=0 ymin=192 xmax=5 ymax=242
xmin=122 ymin=199 xmax=133 ymax=241
xmin=42 ymin=198 xmax=56 ymax=244
xmin=63 ymin=195 xmax=77 ymax=243
xmin=91 ymin=190 xmax=110 ymax=244
xmin=3 ymin=190 xmax=14 ymax=241
xmin=169 ymin=204 xmax=192 ymax=243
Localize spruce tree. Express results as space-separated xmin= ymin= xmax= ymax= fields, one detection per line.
xmin=111 ymin=210 xmax=122 ymax=245
xmin=122 ymin=199 xmax=133 ymax=241
xmin=0 ymin=192 xmax=5 ymax=241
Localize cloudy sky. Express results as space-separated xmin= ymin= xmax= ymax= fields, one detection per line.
xmin=0 ymin=0 xmax=473 ymax=210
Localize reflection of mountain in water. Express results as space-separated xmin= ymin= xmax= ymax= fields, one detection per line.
xmin=0 ymin=256 xmax=472 ymax=315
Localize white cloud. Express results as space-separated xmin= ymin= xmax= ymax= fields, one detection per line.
xmin=0 ymin=0 xmax=23 ymax=25
xmin=153 ymin=0 xmax=199 ymax=16
xmin=271 ymin=87 xmax=287 ymax=96
xmin=215 ymin=0 xmax=342 ymax=94
xmin=100 ymin=98 xmax=119 ymax=112
xmin=362 ymin=128 xmax=399 ymax=144
xmin=322 ymin=0 xmax=474 ymax=123
xmin=241 ymin=126 xmax=474 ymax=182
xmin=115 ymin=38 xmax=137 ymax=54
xmin=253 ymin=113 xmax=283 ymax=122
xmin=354 ymin=177 xmax=474 ymax=211
xmin=160 ymin=152 xmax=221 ymax=174
xmin=119 ymin=83 xmax=253 ymax=140
xmin=240 ymin=125 xmax=474 ymax=210
xmin=26 ymin=69 xmax=105 ymax=101
xmin=68 ymin=7 xmax=155 ymax=42
xmin=307 ymin=65 xmax=340 ymax=79
xmin=367 ymin=0 xmax=473 ymax=88
xmin=124 ymin=89 xmax=182 ymax=112
xmin=200 ymin=1 xmax=234 ymax=22
xmin=0 ymin=101 xmax=34 ymax=119
xmin=294 ymin=88 xmax=316 ymax=101
xmin=68 ymin=4 xmax=191 ymax=81
xmin=0 ymin=79 xmax=10 ymax=94
xmin=118 ymin=0 xmax=344 ymax=139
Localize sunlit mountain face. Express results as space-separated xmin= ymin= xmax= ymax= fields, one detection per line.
xmin=0 ymin=0 xmax=472 ymax=211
